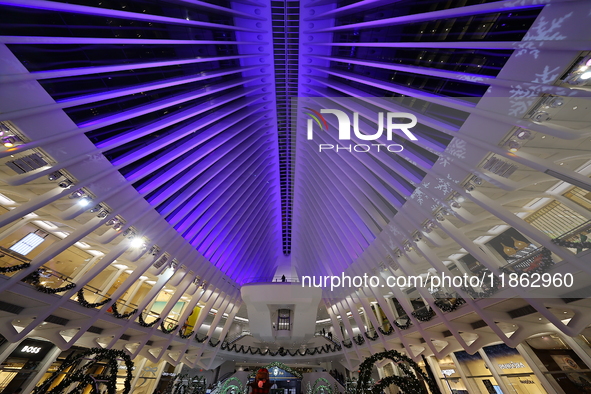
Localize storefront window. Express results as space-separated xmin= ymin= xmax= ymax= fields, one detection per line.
xmin=526 ymin=334 xmax=591 ymax=393
xmin=454 ymin=351 xmax=503 ymax=394
xmin=483 ymin=343 xmax=547 ymax=394
xmin=0 ymin=338 xmax=54 ymax=392
xmin=435 ymin=356 xmax=468 ymax=394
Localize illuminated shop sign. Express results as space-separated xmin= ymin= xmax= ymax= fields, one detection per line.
xmin=21 ymin=345 xmax=42 ymax=354
xmin=497 ymin=361 xmax=526 ymax=370
xmin=441 ymin=369 xmax=456 ymax=376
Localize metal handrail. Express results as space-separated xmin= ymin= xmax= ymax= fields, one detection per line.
xmin=554 ymin=219 xmax=591 ymax=241
xmin=0 ymin=246 xmax=32 ymax=264
xmin=500 ymin=246 xmax=552 ymax=274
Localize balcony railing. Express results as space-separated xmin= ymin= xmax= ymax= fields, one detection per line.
xmin=553 ymin=219 xmax=591 ymax=254
xmin=501 ymin=247 xmax=554 ymax=275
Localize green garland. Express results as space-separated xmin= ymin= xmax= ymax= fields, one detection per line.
xmin=77 ymin=289 xmax=111 ymax=308
xmin=138 ymin=313 xmax=161 ymax=327
xmin=0 ymin=262 xmax=30 ymax=273
xmin=20 ymin=269 xmax=77 ymax=294
xmin=32 ymin=347 xmax=133 ymax=394
xmin=434 ymin=297 xmax=466 ymax=312
xmin=393 ymin=318 xmax=412 ymax=330
xmin=173 ymin=373 xmax=207 ymax=394
xmin=364 ymin=330 xmax=379 ymax=341
xmin=247 ymin=361 xmax=302 ymax=379
xmin=180 ymin=330 xmax=194 ymax=339
xmin=37 ymin=282 xmax=76 ymax=294
xmin=552 ymin=234 xmax=591 ymax=252
xmin=195 ymin=335 xmax=209 ymax=343
xmin=411 ymin=308 xmax=436 ymax=322
xmin=111 ymin=303 xmax=138 ymax=319
xmin=356 ymin=350 xmax=438 ymax=394
xmin=377 ymin=326 xmax=394 ymax=335
xmin=352 ymin=335 xmax=365 ymax=345
xmin=161 ymin=321 xmax=179 ymax=334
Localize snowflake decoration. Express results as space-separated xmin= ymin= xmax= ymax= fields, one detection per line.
xmin=513 ymin=42 xmax=542 ymax=59
xmin=446 ymin=139 xmax=467 ymax=160
xmin=411 ymin=188 xmax=425 ymax=205
xmin=447 ymin=173 xmax=460 ymax=184
xmin=435 ymin=178 xmax=453 ymax=195
xmin=439 ymin=157 xmax=452 ymax=168
xmin=388 ymin=223 xmax=402 ymax=237
xmin=458 ymin=75 xmax=486 ymax=83
xmin=532 ymin=65 xmax=561 ymax=85
xmin=508 ymin=84 xmax=538 ymax=117
xmin=523 ymin=13 xmax=573 ymax=41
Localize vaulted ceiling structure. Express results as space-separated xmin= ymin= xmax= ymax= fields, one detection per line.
xmin=1 ymin=0 xmax=591 ymax=369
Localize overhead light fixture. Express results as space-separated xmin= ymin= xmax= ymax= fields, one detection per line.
xmin=47 ymin=171 xmax=63 ymax=181
xmin=89 ymin=204 xmax=102 ymax=213
xmin=413 ymin=233 xmax=422 ymax=242
xmin=450 ymin=200 xmax=461 ymax=209
xmin=2 ymin=136 xmax=19 ymax=148
xmin=423 ymin=221 xmax=434 ymax=233
xmin=69 ymin=189 xmax=85 ymax=199
xmin=130 ymin=237 xmax=146 ymax=248
xmin=465 ymin=183 xmax=475 ymax=192
xmin=106 ymin=218 xmax=120 ymax=227
xmin=58 ymin=179 xmax=73 ymax=188
xmin=531 ymin=111 xmax=550 ymax=122
xmin=457 ymin=196 xmax=465 ymax=203
xmin=436 ymin=213 xmax=445 ymax=222
xmin=112 ymin=222 xmax=122 ymax=231
xmin=581 ymin=71 xmax=591 ymax=80
xmin=97 ymin=209 xmax=109 ymax=218
xmin=78 ymin=197 xmax=92 ymax=207
xmin=515 ymin=129 xmax=531 ymax=140
xmin=545 ymin=97 xmax=564 ymax=108
xmin=506 ymin=140 xmax=521 ymax=153
xmin=473 ymin=177 xmax=483 ymax=185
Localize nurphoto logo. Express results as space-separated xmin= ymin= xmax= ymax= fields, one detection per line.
xmin=305 ymin=108 xmax=419 ymax=153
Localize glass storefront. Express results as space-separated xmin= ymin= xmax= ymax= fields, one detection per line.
xmin=483 ymin=344 xmax=547 ymax=394
xmin=0 ymin=338 xmax=54 ymax=392
xmin=526 ymin=334 xmax=591 ymax=393
xmin=454 ymin=351 xmax=503 ymax=394
xmin=435 ymin=356 xmax=468 ymax=394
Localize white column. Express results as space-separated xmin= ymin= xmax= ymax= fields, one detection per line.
xmin=425 ymin=356 xmax=450 ymax=394
xmin=516 ymin=343 xmax=561 ymax=394
xmin=450 ymin=353 xmax=479 ymax=394
xmin=129 ymin=357 xmax=148 ymax=393
xmin=100 ymin=266 xmax=126 ymax=296
xmin=478 ymin=348 xmax=513 ymax=394
xmin=20 ymin=345 xmax=62 ymax=394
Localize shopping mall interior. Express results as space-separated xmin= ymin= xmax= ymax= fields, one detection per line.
xmin=0 ymin=0 xmax=591 ymax=393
